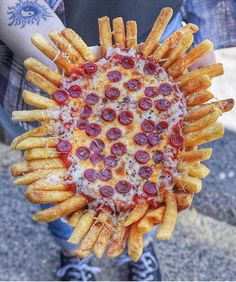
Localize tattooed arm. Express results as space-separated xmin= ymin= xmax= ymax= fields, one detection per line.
xmin=0 ymin=0 xmax=65 ymax=66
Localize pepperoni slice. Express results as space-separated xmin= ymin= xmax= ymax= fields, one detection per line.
xmin=134 ymin=132 xmax=148 ymax=146
xmin=101 ymin=108 xmax=116 ymax=122
xmin=143 ymin=62 xmax=157 ymax=75
xmin=125 ymin=79 xmax=141 ymax=91
xmin=148 ymin=132 xmax=160 ymax=146
xmin=155 ymin=99 xmax=171 ymax=111
xmin=53 ymin=90 xmax=69 ymax=104
xmin=156 ymin=121 xmax=169 ymax=133
xmin=120 ymin=56 xmax=135 ymax=69
xmin=100 ymin=185 xmax=114 ymax=197
xmin=135 ymin=150 xmax=150 ymax=164
xmin=153 ymin=150 xmax=164 ymax=164
xmin=107 ymin=70 xmax=122 ymax=82
xmin=84 ymin=169 xmax=98 ymax=182
xmin=144 ymin=86 xmax=159 ymax=98
xmin=86 ymin=93 xmax=99 ymax=105
xmin=118 ymin=111 xmax=134 ymax=125
xmin=98 ymin=168 xmax=112 ymax=181
xmin=68 ymin=85 xmax=82 ymax=98
xmin=138 ymin=97 xmax=153 ymax=111
xmin=76 ymin=119 xmax=88 ymax=130
xmin=143 ymin=182 xmax=157 ymax=195
xmin=80 ymin=105 xmax=92 ymax=119
xmin=90 ymin=139 xmax=105 ymax=153
xmin=86 ymin=123 xmax=102 ymax=137
xmin=105 ymin=87 xmax=120 ymax=100
xmin=56 ymin=140 xmax=72 ymax=153
xmin=139 ymin=166 xmax=153 ymax=179
xmin=169 ymin=134 xmax=184 ymax=148
xmin=141 ymin=120 xmax=155 ymax=133
xmin=111 ymin=142 xmax=127 ymax=156
xmin=76 ymin=146 xmax=90 ymax=160
xmin=83 ymin=62 xmax=98 ymax=74
xmin=104 ymin=156 xmax=118 ymax=167
xmin=106 ymin=127 xmax=122 ymax=141
xmin=158 ymin=83 xmax=173 ymax=96
xmin=90 ymin=153 xmax=104 ymax=165
xmin=115 ymin=180 xmax=131 ymax=194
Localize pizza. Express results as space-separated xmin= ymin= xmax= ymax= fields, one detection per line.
xmin=10 ymin=8 xmax=234 ymax=261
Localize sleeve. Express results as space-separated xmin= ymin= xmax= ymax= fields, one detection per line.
xmin=181 ymin=0 xmax=236 ymax=49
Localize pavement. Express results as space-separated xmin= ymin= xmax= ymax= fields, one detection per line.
xmin=0 ymin=48 xmax=236 ymax=281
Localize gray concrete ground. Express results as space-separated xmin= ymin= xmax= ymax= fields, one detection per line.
xmin=0 ymin=48 xmax=236 ymax=281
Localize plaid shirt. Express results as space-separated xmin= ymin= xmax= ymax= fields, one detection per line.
xmin=0 ymin=0 xmax=236 ymax=132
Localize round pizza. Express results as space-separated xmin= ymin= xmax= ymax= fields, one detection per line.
xmin=10 ymin=7 xmax=234 ymax=261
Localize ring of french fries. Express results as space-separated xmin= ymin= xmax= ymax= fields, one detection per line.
xmin=10 ymin=7 xmax=234 ymax=261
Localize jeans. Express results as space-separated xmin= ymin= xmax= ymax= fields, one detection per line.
xmin=1 ymin=12 xmax=182 ymax=252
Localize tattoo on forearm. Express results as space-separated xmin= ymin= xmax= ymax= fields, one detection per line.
xmin=7 ymin=0 xmax=52 ymax=28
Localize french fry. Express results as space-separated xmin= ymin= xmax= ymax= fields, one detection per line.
xmin=98 ymin=16 xmax=112 ymax=57
xmin=162 ymin=31 xmax=193 ymax=68
xmin=180 ymin=74 xmax=211 ymax=96
xmin=179 ymin=148 xmax=212 ymax=162
xmin=62 ymin=28 xmax=96 ymax=61
xmin=124 ymin=202 xmax=149 ymax=226
xmin=49 ymin=30 xmax=84 ymax=63
xmin=174 ymin=192 xmax=193 ymax=208
xmin=142 ymin=7 xmax=173 ymax=57
xmin=177 ymin=63 xmax=224 ymax=87
xmin=137 ymin=206 xmax=165 ymax=234
xmin=31 ymin=33 xmax=74 ymax=74
xmin=24 ymin=57 xmax=62 ymax=86
xmin=68 ymin=211 xmax=95 ymax=244
xmin=175 ymin=175 xmax=202 ymax=193
xmin=24 ymin=147 xmax=59 ymax=160
xmin=186 ymin=90 xmax=214 ymax=106
xmin=22 ymin=90 xmax=57 ymax=109
xmin=75 ymin=210 xmax=111 ymax=258
xmin=112 ymin=17 xmax=125 ymax=46
xmin=188 ymin=163 xmax=210 ymax=178
xmin=156 ymin=192 xmax=177 ymax=240
xmin=10 ymin=124 xmax=54 ymax=150
xmin=128 ymin=223 xmax=143 ymax=261
xmin=126 ymin=21 xmax=137 ymax=50
xmin=32 ymin=195 xmax=87 ymax=222
xmin=25 ymin=188 xmax=74 ymax=204
xmin=28 ymin=179 xmax=67 ymax=191
xmin=26 ymin=71 xmax=58 ymax=96
xmin=68 ymin=210 xmax=84 ymax=227
xmin=10 ymin=158 xmax=64 ymax=176
xmin=211 ymin=98 xmax=234 ymax=113
xmin=168 ymin=40 xmax=214 ymax=78
xmin=93 ymin=218 xmax=113 ymax=258
xmin=185 ymin=104 xmax=219 ymax=122
xmin=152 ymin=23 xmax=199 ymax=61
xmin=13 ymin=169 xmax=61 ymax=185
xmin=184 ymin=123 xmax=224 ymax=146
xmin=12 ymin=110 xmax=56 ymax=122
xmin=183 ymin=108 xmax=221 ymax=134
xmin=107 ymin=215 xmax=129 ymax=258
xmin=16 ymin=137 xmax=57 ymax=150
xmin=177 ymin=161 xmax=210 ymax=178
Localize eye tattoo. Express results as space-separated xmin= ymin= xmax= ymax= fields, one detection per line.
xmin=7 ymin=0 xmax=52 ymax=28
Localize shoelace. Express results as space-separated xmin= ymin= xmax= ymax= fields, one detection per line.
xmin=117 ymin=251 xmax=159 ymax=281
xmin=56 ymin=254 xmax=101 ymax=281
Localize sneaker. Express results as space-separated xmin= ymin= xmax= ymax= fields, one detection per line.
xmin=117 ymin=242 xmax=162 ymax=281
xmin=56 ymin=251 xmax=100 ymax=281
xmin=129 ymin=243 xmax=162 ymax=281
